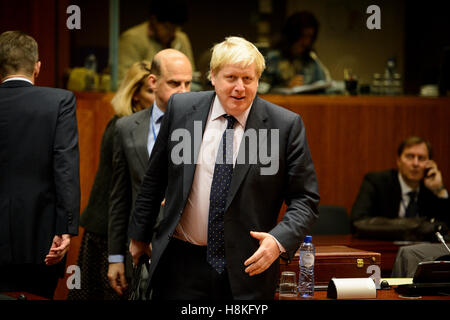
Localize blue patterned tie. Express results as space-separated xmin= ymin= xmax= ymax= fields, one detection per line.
xmin=207 ymin=114 xmax=236 ymax=274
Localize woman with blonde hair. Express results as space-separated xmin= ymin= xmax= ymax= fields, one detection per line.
xmin=111 ymin=60 xmax=154 ymax=116
xmin=67 ymin=61 xmax=154 ymax=300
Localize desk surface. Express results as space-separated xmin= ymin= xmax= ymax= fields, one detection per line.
xmin=277 ymin=236 xmax=448 ymax=300
xmin=0 ymin=292 xmax=48 ymax=300
xmin=277 ymin=288 xmax=450 ymax=300
xmin=312 ymin=235 xmax=427 ymax=276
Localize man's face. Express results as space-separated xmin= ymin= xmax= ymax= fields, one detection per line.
xmin=291 ymin=27 xmax=315 ymax=57
xmin=210 ymin=63 xmax=259 ymax=117
xmin=133 ymin=79 xmax=154 ymax=111
xmin=149 ymin=17 xmax=176 ymax=47
xmin=149 ymin=57 xmax=192 ymax=110
xmin=397 ymin=143 xmax=430 ymax=185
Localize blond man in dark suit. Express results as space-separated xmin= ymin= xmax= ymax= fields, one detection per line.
xmin=129 ymin=37 xmax=319 ymax=300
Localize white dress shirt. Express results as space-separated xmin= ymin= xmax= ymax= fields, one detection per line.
xmin=398 ymin=173 xmax=418 ymax=218
xmin=147 ymin=102 xmax=165 ymax=157
xmin=173 ymin=96 xmax=251 ymax=245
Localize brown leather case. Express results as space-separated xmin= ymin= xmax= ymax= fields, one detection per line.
xmin=280 ymin=245 xmax=381 ymax=286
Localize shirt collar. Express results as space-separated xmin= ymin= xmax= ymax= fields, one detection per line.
xmin=210 ymin=95 xmax=253 ymax=128
xmin=398 ymin=172 xmax=420 ymax=196
xmin=152 ymin=102 xmax=165 ymax=123
xmin=2 ymin=77 xmax=33 ymax=85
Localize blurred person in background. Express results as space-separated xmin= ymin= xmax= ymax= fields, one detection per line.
xmin=351 ymin=136 xmax=449 ymax=237
xmin=67 ymin=61 xmax=154 ymax=300
xmin=107 ymin=49 xmax=192 ymax=298
xmin=118 ymin=0 xmax=195 ymax=82
xmin=262 ymin=11 xmax=330 ymax=90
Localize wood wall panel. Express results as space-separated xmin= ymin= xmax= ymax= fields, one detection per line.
xmin=263 ymin=95 xmax=450 ymax=215
xmin=53 ymin=92 xmax=115 ymax=299
xmin=0 ymin=0 xmax=71 ymax=88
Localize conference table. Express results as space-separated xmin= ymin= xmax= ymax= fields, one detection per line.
xmin=312 ymin=234 xmax=408 ymax=277
xmin=277 ymin=235 xmax=450 ymax=301
xmin=280 ymin=234 xmax=448 ymax=286
xmin=0 ymin=292 xmax=47 ymax=300
xmin=276 ymin=289 xmax=450 ymax=300
xmin=2 ymin=290 xmax=448 ymax=301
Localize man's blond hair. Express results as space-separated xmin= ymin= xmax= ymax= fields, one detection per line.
xmin=208 ymin=36 xmax=265 ymax=80
xmin=0 ymin=31 xmax=39 ymax=77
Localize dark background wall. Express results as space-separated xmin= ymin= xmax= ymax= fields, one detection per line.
xmin=404 ymin=1 xmax=450 ymax=94
xmin=1 ymin=0 xmax=449 ymax=93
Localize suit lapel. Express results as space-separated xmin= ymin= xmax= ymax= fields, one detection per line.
xmin=391 ymin=170 xmax=403 ymax=218
xmin=226 ymin=96 xmax=269 ymax=211
xmin=182 ymin=93 xmax=215 ymax=202
xmin=131 ymin=107 xmax=152 ymax=172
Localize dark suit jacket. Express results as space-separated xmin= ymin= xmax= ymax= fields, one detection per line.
xmin=128 ymin=91 xmax=320 ymax=299
xmin=0 ymin=80 xmax=80 ymax=267
xmin=109 ymin=108 xmax=152 ymax=260
xmin=350 ymin=169 xmax=449 ymax=226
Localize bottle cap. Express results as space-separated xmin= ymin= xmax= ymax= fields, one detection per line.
xmin=304 ymin=235 xmax=312 ymax=243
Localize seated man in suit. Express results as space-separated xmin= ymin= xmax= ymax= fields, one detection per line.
xmin=128 ymin=36 xmax=319 ymax=300
xmin=351 ymin=136 xmax=449 ymax=232
xmin=0 ymin=31 xmax=80 ymax=299
xmin=107 ymin=49 xmax=192 ymax=296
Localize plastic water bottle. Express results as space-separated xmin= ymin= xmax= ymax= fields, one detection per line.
xmin=382 ymin=58 xmax=396 ymax=96
xmin=371 ymin=73 xmax=381 ymax=95
xmin=84 ymin=54 xmax=97 ymax=73
xmin=298 ymin=235 xmax=315 ymax=297
xmin=84 ymin=54 xmax=97 ymax=91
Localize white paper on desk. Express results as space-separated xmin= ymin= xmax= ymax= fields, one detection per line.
xmin=271 ymin=80 xmax=332 ymax=94
xmin=381 ymin=278 xmax=413 ymax=286
xmin=332 ymin=278 xmax=377 ymax=299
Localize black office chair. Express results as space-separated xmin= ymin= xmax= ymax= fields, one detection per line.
xmin=311 ymin=205 xmax=351 ymax=235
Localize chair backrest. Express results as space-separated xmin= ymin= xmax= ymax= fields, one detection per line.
xmin=311 ymin=205 xmax=351 ymax=235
